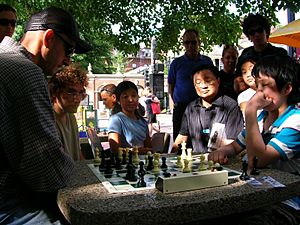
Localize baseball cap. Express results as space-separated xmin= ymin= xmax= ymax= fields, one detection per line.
xmin=25 ymin=7 xmax=92 ymax=54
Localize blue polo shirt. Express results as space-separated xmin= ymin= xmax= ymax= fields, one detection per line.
xmin=168 ymin=53 xmax=213 ymax=104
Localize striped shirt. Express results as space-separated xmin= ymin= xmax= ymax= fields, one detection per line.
xmin=180 ymin=95 xmax=244 ymax=153
xmin=236 ymin=105 xmax=300 ymax=210
xmin=0 ymin=37 xmax=74 ymax=199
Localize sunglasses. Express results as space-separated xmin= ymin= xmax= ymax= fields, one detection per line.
xmin=248 ymin=27 xmax=264 ymax=36
xmin=100 ymin=88 xmax=114 ymax=95
xmin=55 ymin=33 xmax=75 ymax=57
xmin=183 ymin=40 xmax=197 ymax=45
xmin=0 ymin=19 xmax=16 ymax=27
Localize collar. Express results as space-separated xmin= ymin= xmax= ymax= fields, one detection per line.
xmin=194 ymin=94 xmax=224 ymax=109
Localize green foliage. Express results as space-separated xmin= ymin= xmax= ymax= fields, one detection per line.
xmin=4 ymin=0 xmax=300 ymax=71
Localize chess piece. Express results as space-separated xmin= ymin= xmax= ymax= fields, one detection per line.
xmin=198 ymin=154 xmax=206 ymax=171
xmin=214 ymin=162 xmax=223 ymax=171
xmin=153 ymin=152 xmax=160 ymax=167
xmin=125 ymin=163 xmax=137 ymax=182
xmin=137 ymin=161 xmax=146 ymax=187
xmin=121 ymin=149 xmax=127 ymax=165
xmin=125 ymin=147 xmax=130 ymax=161
xmin=181 ymin=141 xmax=187 ymax=160
xmin=208 ymin=160 xmax=214 ymax=171
xmin=99 ymin=149 xmax=106 ymax=172
xmin=104 ymin=158 xmax=113 ymax=177
xmin=146 ymin=156 xmax=154 ymax=171
xmin=153 ymin=159 xmax=160 ymax=175
xmin=175 ymin=155 xmax=183 ymax=168
xmin=186 ymin=148 xmax=193 ymax=161
xmin=161 ymin=157 xmax=168 ymax=172
xmin=240 ymin=160 xmax=250 ymax=180
xmin=118 ymin=147 xmax=124 ymax=161
xmin=115 ymin=155 xmax=122 ymax=170
xmin=182 ymin=159 xmax=191 ymax=173
xmin=133 ymin=146 xmax=140 ymax=166
xmin=250 ymin=156 xmax=260 ymax=175
xmin=145 ymin=151 xmax=151 ymax=167
xmin=93 ymin=147 xmax=101 ymax=166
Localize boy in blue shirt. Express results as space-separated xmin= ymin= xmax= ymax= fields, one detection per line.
xmin=209 ymin=55 xmax=300 ymax=225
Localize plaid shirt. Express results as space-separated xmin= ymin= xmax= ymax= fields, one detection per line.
xmin=0 ymin=37 xmax=74 ymax=199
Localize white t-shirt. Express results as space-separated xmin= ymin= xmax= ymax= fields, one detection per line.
xmin=237 ymin=88 xmax=256 ymax=106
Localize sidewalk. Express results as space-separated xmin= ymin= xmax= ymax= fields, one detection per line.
xmin=156 ymin=113 xmax=174 ymax=153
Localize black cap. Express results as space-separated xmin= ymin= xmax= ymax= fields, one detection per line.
xmin=25 ymin=7 xmax=92 ymax=54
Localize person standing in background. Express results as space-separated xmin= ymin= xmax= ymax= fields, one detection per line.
xmin=144 ymin=87 xmax=160 ymax=136
xmin=168 ymin=28 xmax=213 ymax=141
xmin=219 ymin=45 xmax=239 ymax=100
xmin=236 ymin=13 xmax=287 ymax=75
xmin=48 ymin=63 xmax=89 ymax=161
xmin=0 ymin=4 xmax=16 ymax=42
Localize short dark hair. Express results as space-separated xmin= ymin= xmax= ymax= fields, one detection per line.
xmin=192 ymin=64 xmax=220 ymax=80
xmin=242 ymin=14 xmax=271 ymax=38
xmin=252 ymin=55 xmax=300 ymax=105
xmin=115 ymin=81 xmax=138 ymax=101
xmin=0 ymin=4 xmax=16 ymax=14
xmin=183 ymin=29 xmax=199 ymax=39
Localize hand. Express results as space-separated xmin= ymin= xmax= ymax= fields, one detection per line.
xmin=247 ymin=91 xmax=272 ymax=111
xmin=208 ymin=149 xmax=229 ymax=165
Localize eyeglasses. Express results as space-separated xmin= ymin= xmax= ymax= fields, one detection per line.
xmin=63 ymin=90 xmax=87 ymax=100
xmin=55 ymin=33 xmax=75 ymax=57
xmin=248 ymin=26 xmax=264 ymax=36
xmin=194 ymin=79 xmax=216 ymax=87
xmin=183 ymin=40 xmax=197 ymax=45
xmin=0 ymin=19 xmax=16 ymax=27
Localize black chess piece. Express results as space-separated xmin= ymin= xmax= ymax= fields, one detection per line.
xmin=161 ymin=157 xmax=168 ymax=172
xmin=121 ymin=150 xmax=127 ymax=165
xmin=240 ymin=160 xmax=250 ymax=180
xmin=177 ymin=143 xmax=182 ymax=156
xmin=137 ymin=161 xmax=146 ymax=187
xmin=104 ymin=158 xmax=113 ymax=177
xmin=146 ymin=156 xmax=154 ymax=171
xmin=99 ymin=149 xmax=106 ymax=172
xmin=114 ymin=155 xmax=122 ymax=170
xmin=250 ymin=156 xmax=260 ymax=175
xmin=126 ymin=163 xmax=137 ymax=182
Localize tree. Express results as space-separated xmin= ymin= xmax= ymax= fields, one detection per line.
xmin=7 ymin=0 xmax=300 ymax=70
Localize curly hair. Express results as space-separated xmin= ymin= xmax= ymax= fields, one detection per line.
xmin=242 ymin=14 xmax=271 ymax=38
xmin=48 ymin=64 xmax=88 ymax=102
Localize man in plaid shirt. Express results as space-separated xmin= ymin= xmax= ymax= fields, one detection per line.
xmin=0 ymin=7 xmax=91 ymax=224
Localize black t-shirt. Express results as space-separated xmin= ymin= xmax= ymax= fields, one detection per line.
xmin=219 ymin=70 xmax=238 ymax=100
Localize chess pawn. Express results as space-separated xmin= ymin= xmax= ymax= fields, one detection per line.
xmin=145 ymin=151 xmax=151 ymax=167
xmin=186 ymin=148 xmax=193 ymax=161
xmin=118 ymin=147 xmax=124 ymax=161
xmin=153 ymin=159 xmax=160 ymax=175
xmin=133 ymin=146 xmax=140 ymax=166
xmin=93 ymin=147 xmax=101 ymax=166
xmin=182 ymin=159 xmax=191 ymax=173
xmin=208 ymin=160 xmax=214 ymax=171
xmin=153 ymin=152 xmax=160 ymax=166
xmin=175 ymin=155 xmax=183 ymax=168
xmin=198 ymin=154 xmax=206 ymax=171
xmin=125 ymin=147 xmax=130 ymax=161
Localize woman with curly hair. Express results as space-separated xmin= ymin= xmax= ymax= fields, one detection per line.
xmin=48 ymin=63 xmax=89 ymax=160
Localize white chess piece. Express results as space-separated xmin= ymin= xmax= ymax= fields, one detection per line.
xmin=176 ymin=155 xmax=183 ymax=168
xmin=133 ymin=146 xmax=140 ymax=166
xmin=182 ymin=159 xmax=191 ymax=173
xmin=153 ymin=159 xmax=160 ymax=174
xmin=181 ymin=141 xmax=187 ymax=160
xmin=187 ymin=148 xmax=193 ymax=161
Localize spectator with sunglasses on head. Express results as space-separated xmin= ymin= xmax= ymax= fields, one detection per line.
xmin=48 ymin=63 xmax=88 ymax=161
xmin=236 ymin=13 xmax=287 ymax=75
xmin=168 ymin=28 xmax=213 ymax=142
xmin=0 ymin=4 xmax=16 ymax=42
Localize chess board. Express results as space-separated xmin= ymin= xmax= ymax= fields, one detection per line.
xmin=87 ymin=154 xmax=241 ymax=194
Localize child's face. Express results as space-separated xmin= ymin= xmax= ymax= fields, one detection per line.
xmin=256 ymin=73 xmax=287 ymax=112
xmin=241 ymin=61 xmax=255 ymax=88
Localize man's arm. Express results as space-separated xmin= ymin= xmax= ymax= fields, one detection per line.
xmin=208 ymin=141 xmax=242 ymax=164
